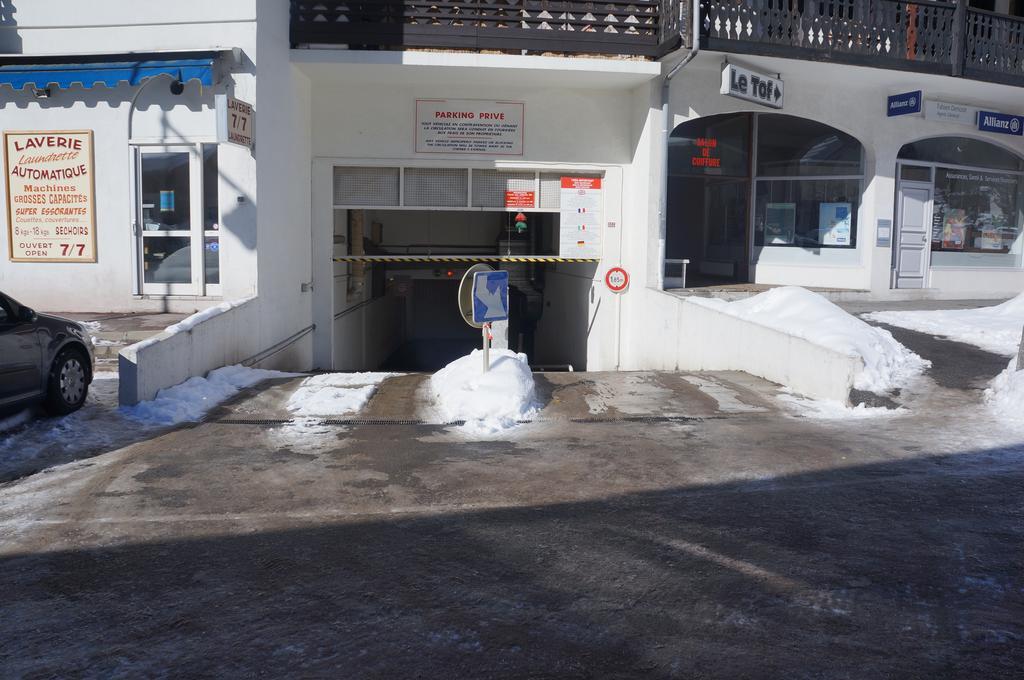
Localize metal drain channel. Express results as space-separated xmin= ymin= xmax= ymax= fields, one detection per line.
xmin=213 ymin=415 xmax=713 ymax=427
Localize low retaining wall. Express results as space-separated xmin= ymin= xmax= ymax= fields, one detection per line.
xmin=628 ymin=289 xmax=863 ymax=403
xmin=119 ymin=297 xmax=263 ymax=405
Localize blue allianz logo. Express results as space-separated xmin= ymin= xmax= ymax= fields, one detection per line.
xmin=978 ymin=110 xmax=1024 ymax=136
xmin=887 ymin=90 xmax=922 ymax=117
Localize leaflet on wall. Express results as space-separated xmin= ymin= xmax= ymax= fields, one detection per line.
xmin=559 ymin=177 xmax=602 ymax=258
xmin=764 ymin=203 xmax=796 ymax=244
xmin=819 ymin=203 xmax=852 ymax=246
xmin=4 ymin=130 xmax=97 ymax=262
xmin=416 ymin=99 xmax=524 ymax=155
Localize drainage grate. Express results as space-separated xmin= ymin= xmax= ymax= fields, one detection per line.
xmin=214 ymin=417 xmax=458 ymax=426
xmin=570 ymin=415 xmax=711 ymax=424
xmin=213 ymin=415 xmax=714 ymax=427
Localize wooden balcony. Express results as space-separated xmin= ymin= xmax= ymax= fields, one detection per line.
xmin=290 ymin=0 xmax=688 ymax=58
xmin=700 ymin=0 xmax=1024 ymax=86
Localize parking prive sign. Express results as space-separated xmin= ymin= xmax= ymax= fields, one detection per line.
xmin=720 ymin=62 xmax=784 ymax=109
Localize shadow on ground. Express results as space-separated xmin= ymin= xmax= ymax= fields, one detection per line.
xmin=2 ymin=446 xmax=1022 ymax=678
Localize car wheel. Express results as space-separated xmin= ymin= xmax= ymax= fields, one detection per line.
xmin=44 ymin=348 xmax=89 ymax=415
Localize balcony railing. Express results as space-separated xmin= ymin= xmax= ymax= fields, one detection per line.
xmin=700 ymin=0 xmax=1024 ymax=86
xmin=290 ymin=0 xmax=687 ymax=58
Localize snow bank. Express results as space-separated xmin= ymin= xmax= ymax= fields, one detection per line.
xmin=286 ymin=372 xmax=395 ymax=417
xmin=688 ymin=287 xmax=929 ymax=393
xmin=985 ymin=357 xmax=1024 ymax=428
xmin=430 ymin=349 xmax=537 ymax=434
xmin=864 ymin=292 xmax=1024 ymax=357
xmin=125 ymin=364 xmax=299 ymax=425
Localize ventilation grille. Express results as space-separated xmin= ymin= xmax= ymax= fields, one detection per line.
xmin=334 ymin=166 xmax=400 ymax=206
xmin=472 ymin=170 xmax=536 ymax=208
xmin=404 ymin=168 xmax=469 ymax=207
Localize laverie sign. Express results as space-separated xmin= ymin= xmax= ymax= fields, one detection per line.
xmin=720 ymin=62 xmax=784 ymax=109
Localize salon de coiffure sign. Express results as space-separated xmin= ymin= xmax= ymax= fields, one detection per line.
xmin=5 ymin=130 xmax=97 ymax=262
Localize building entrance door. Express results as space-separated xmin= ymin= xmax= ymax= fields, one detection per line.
xmin=894 ymin=181 xmax=933 ymax=289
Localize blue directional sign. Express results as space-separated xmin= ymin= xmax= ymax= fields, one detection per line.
xmin=887 ymin=90 xmax=922 ymax=117
xmin=978 ymin=110 xmax=1023 ymax=136
xmin=472 ymin=270 xmax=509 ymax=324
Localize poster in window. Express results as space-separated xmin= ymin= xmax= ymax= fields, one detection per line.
xmin=764 ymin=203 xmax=796 ymax=244
xmin=819 ymin=203 xmax=852 ymax=246
xmin=4 ymin=130 xmax=97 ymax=262
xmin=941 ymin=209 xmax=967 ymax=250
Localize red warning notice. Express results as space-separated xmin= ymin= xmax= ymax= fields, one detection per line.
xmin=504 ymin=190 xmax=535 ymax=208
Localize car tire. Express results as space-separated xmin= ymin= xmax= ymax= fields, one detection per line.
xmin=44 ymin=348 xmax=90 ymax=415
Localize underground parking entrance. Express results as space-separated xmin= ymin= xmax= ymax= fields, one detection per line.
xmin=326 ymin=167 xmax=605 ymax=373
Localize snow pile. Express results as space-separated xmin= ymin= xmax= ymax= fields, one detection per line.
xmin=688 ymin=287 xmax=929 ymax=393
xmin=864 ymin=292 xmax=1024 ymax=357
xmin=777 ymin=392 xmax=906 ymax=420
xmin=286 ymin=372 xmax=395 ymax=417
xmin=984 ymin=357 xmax=1024 ymax=428
xmin=125 ymin=364 xmax=299 ymax=425
xmin=430 ymin=349 xmax=537 ymax=434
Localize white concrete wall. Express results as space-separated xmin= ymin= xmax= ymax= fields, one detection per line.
xmin=248 ymin=0 xmax=314 ymax=371
xmin=118 ymin=297 xmax=263 ymax=404
xmin=625 ymin=287 xmax=861 ymax=402
xmin=333 ymin=296 xmax=405 ymax=371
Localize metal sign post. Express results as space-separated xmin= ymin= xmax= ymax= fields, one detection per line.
xmin=482 ymin=323 xmax=491 ymax=373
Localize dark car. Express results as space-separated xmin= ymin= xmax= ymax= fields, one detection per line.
xmin=0 ymin=292 xmax=95 ymax=416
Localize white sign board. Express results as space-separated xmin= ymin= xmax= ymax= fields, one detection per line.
xmin=924 ymin=100 xmax=979 ymax=126
xmin=416 ymin=99 xmax=524 ymax=155
xmin=216 ymin=94 xmax=254 ymax=151
xmin=559 ymin=177 xmax=602 ymax=258
xmin=5 ymin=130 xmax=97 ymax=262
xmin=720 ymin=62 xmax=784 ymax=109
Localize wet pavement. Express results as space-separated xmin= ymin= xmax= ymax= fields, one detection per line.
xmin=1 ymin=357 xmax=1023 ymax=676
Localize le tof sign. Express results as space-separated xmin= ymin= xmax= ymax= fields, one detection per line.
xmin=720 ymin=62 xmax=784 ymax=109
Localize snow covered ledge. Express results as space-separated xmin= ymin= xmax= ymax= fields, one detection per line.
xmin=119 ymin=297 xmax=264 ymax=406
xmin=628 ymin=288 xmax=868 ymax=404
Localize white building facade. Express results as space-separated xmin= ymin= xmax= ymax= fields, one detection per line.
xmin=1 ymin=0 xmax=1022 ymax=398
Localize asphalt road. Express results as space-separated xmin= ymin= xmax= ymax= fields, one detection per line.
xmin=1 ymin=367 xmax=1022 ymax=678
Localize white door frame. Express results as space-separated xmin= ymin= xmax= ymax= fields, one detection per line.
xmin=893 ymin=179 xmax=934 ymax=289
xmin=134 ymin=143 xmax=221 ymax=297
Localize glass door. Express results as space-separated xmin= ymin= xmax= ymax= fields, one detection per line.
xmin=136 ymin=145 xmax=220 ymax=296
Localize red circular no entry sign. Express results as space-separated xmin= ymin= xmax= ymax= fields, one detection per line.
xmin=605 ymin=266 xmax=629 ymax=293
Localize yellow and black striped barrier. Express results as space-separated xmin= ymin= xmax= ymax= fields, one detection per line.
xmin=332 ymin=255 xmax=600 ymax=263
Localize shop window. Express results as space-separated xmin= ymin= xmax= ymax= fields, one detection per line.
xmin=136 ymin=144 xmax=221 ymax=295
xmin=931 ymin=167 xmax=1024 ymax=265
xmin=756 ymin=115 xmax=863 ymax=177
xmin=898 ymin=137 xmax=1024 ymax=269
xmin=668 ymin=113 xmax=750 ymax=178
xmin=755 ymin=179 xmax=861 ymax=248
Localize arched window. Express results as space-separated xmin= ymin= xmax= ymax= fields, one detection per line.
xmin=899 ymin=137 xmax=1024 ymax=172
xmin=667 ymin=114 xmax=864 ymax=284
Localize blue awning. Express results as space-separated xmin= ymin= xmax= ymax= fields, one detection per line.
xmin=0 ymin=54 xmax=217 ymax=90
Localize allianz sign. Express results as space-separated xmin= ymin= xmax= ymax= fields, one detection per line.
xmin=978 ymin=110 xmax=1023 ymax=136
